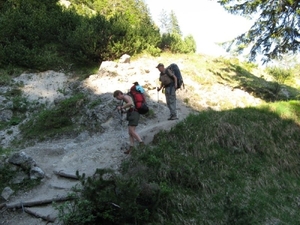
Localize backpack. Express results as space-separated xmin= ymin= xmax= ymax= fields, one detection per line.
xmin=128 ymin=85 xmax=149 ymax=114
xmin=166 ymin=63 xmax=184 ymax=89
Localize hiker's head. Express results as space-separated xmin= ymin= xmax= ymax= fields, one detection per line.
xmin=133 ymin=82 xmax=139 ymax=86
xmin=113 ymin=90 xmax=123 ymax=100
xmin=156 ymin=63 xmax=164 ymax=73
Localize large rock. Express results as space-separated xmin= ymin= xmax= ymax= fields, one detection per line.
xmin=1 ymin=187 xmax=14 ymax=201
xmin=8 ymin=152 xmax=36 ymax=170
xmin=30 ymin=166 xmax=45 ymax=180
xmin=11 ymin=171 xmax=29 ymax=184
xmin=119 ymin=54 xmax=131 ymax=63
xmin=0 ymin=109 xmax=13 ymax=122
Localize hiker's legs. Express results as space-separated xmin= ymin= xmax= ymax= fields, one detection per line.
xmin=128 ymin=126 xmax=142 ymax=145
xmin=165 ymin=86 xmax=177 ymax=117
xmin=127 ymin=111 xmax=142 ymax=145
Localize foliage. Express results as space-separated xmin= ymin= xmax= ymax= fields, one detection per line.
xmin=0 ymin=0 xmax=161 ymax=71
xmin=158 ymin=9 xmax=197 ymax=54
xmin=218 ymin=0 xmax=300 ymax=62
xmin=266 ymin=66 xmax=294 ymax=97
xmin=20 ymin=94 xmax=87 ymax=139
xmin=58 ymin=168 xmax=160 ymax=224
xmin=58 ymin=101 xmax=300 ymax=224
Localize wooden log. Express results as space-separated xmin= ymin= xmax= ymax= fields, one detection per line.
xmin=24 ymin=207 xmax=56 ymax=223
xmin=53 ymin=170 xmax=78 ymax=180
xmin=0 ymin=203 xmax=6 ymax=210
xmin=6 ymin=195 xmax=73 ymax=209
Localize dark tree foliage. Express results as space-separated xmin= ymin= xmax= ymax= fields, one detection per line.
xmin=218 ymin=0 xmax=300 ymax=62
xmin=0 ymin=0 xmax=161 ymax=70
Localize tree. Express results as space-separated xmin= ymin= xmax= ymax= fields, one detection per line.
xmin=169 ymin=10 xmax=181 ymax=35
xmin=159 ymin=9 xmax=170 ymax=34
xmin=218 ymin=0 xmax=300 ymax=62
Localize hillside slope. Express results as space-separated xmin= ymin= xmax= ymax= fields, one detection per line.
xmin=1 ymin=53 xmax=299 ymax=224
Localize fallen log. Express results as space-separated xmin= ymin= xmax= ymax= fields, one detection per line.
xmin=6 ymin=195 xmax=73 ymax=209
xmin=53 ymin=170 xmax=78 ymax=180
xmin=24 ymin=207 xmax=56 ymax=223
xmin=0 ymin=203 xmax=6 ymax=210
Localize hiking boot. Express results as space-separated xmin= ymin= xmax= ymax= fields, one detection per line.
xmin=124 ymin=146 xmax=134 ymax=154
xmin=168 ymin=115 xmax=178 ymax=120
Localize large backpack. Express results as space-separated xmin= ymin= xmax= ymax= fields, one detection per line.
xmin=166 ymin=63 xmax=184 ymax=89
xmin=128 ymin=85 xmax=149 ymax=114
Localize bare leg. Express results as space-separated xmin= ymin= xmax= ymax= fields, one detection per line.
xmin=128 ymin=126 xmax=142 ymax=144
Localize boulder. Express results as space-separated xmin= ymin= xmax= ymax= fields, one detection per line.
xmin=99 ymin=61 xmax=118 ymax=71
xmin=11 ymin=171 xmax=29 ymax=184
xmin=1 ymin=187 xmax=14 ymax=201
xmin=8 ymin=152 xmax=36 ymax=170
xmin=0 ymin=109 xmax=13 ymax=122
xmin=119 ymin=54 xmax=131 ymax=63
xmin=30 ymin=166 xmax=45 ymax=180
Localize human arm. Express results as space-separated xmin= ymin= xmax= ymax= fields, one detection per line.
xmin=117 ymin=95 xmax=133 ymax=110
xmin=168 ymin=69 xmax=178 ymax=89
xmin=157 ymin=83 xmax=164 ymax=92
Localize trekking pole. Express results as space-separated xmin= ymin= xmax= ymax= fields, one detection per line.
xmin=115 ymin=105 xmax=127 ymax=150
xmin=157 ymin=86 xmax=159 ymax=103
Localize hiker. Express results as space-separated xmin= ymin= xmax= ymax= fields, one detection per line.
xmin=156 ymin=63 xmax=178 ymax=120
xmin=113 ymin=90 xmax=144 ymax=154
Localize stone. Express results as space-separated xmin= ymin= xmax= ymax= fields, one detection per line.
xmin=0 ymin=109 xmax=13 ymax=122
xmin=8 ymin=151 xmax=36 ymax=170
xmin=74 ymin=131 xmax=90 ymax=143
xmin=99 ymin=61 xmax=118 ymax=71
xmin=11 ymin=171 xmax=29 ymax=184
xmin=30 ymin=166 xmax=45 ymax=180
xmin=1 ymin=187 xmax=14 ymax=201
xmin=119 ymin=54 xmax=131 ymax=63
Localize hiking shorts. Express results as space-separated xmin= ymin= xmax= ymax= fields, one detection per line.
xmin=127 ymin=110 xmax=140 ymax=126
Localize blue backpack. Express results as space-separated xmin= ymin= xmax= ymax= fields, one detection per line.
xmin=166 ymin=63 xmax=184 ymax=89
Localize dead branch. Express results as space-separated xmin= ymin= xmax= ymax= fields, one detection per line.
xmin=0 ymin=203 xmax=6 ymax=210
xmin=5 ymin=195 xmax=73 ymax=209
xmin=24 ymin=207 xmax=56 ymax=223
xmin=53 ymin=170 xmax=78 ymax=180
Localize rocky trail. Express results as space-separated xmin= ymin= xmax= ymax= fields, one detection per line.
xmin=0 ymin=55 xmax=262 ymax=225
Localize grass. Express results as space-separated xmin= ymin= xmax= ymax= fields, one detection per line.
xmin=59 ymin=100 xmax=300 ymax=224
xmin=19 ymin=93 xmax=87 ymax=140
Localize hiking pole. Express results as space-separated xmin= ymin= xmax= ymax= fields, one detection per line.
xmin=115 ymin=105 xmax=126 ymax=151
xmin=157 ymin=86 xmax=159 ymax=103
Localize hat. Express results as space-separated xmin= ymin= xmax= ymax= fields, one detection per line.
xmin=156 ymin=63 xmax=164 ymax=68
xmin=133 ymin=82 xmax=139 ymax=85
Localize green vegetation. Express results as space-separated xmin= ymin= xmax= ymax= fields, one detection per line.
xmin=19 ymin=94 xmax=87 ymax=140
xmin=176 ymin=54 xmax=300 ymax=103
xmin=218 ymin=0 xmax=300 ymax=62
xmin=0 ymin=148 xmax=41 ymax=192
xmin=58 ymin=101 xmax=300 ymax=224
xmin=0 ymin=0 xmax=196 ymax=72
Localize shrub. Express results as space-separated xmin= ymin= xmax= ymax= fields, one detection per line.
xmin=20 ymin=94 xmax=86 ymax=139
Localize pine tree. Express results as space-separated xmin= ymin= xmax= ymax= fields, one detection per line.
xmin=218 ymin=0 xmax=300 ymax=62
xmin=169 ymin=10 xmax=181 ymax=36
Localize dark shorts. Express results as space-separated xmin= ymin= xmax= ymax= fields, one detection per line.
xmin=127 ymin=111 xmax=140 ymax=126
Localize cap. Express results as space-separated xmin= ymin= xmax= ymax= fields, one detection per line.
xmin=156 ymin=63 xmax=164 ymax=68
xmin=133 ymin=82 xmax=139 ymax=85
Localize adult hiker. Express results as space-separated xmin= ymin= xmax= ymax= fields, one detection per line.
xmin=156 ymin=63 xmax=178 ymax=120
xmin=113 ymin=90 xmax=144 ymax=154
